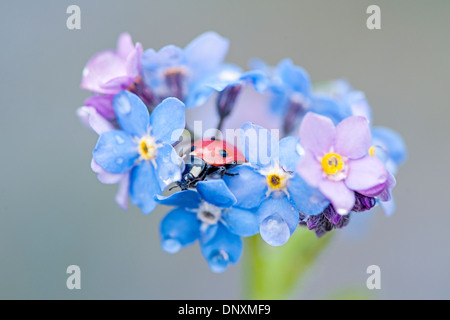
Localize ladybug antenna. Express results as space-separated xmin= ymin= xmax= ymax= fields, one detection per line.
xmin=281 ymin=166 xmax=294 ymax=175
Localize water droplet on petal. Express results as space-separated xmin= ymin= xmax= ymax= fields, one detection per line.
xmin=161 ymin=238 xmax=181 ymax=254
xmin=378 ymin=176 xmax=387 ymax=184
xmin=208 ymin=250 xmax=229 ymax=273
xmin=115 ymin=135 xmax=125 ymax=144
xmin=296 ymin=144 xmax=305 ymax=157
xmin=116 ymin=158 xmax=124 ymax=165
xmin=158 ymin=166 xmax=181 ymax=187
xmin=336 ymin=208 xmax=349 ymax=215
xmin=260 ymin=214 xmax=290 ymax=246
xmin=116 ymin=96 xmax=131 ymax=114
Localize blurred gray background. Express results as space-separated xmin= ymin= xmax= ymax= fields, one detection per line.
xmin=0 ymin=0 xmax=449 ymax=299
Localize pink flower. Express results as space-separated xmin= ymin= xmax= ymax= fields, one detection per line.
xmin=297 ymin=112 xmax=388 ymax=215
xmin=81 ymin=33 xmax=142 ymax=95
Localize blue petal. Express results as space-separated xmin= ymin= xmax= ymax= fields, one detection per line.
xmin=203 ymin=64 xmax=243 ymax=92
xmin=222 ymin=207 xmax=259 ymax=237
xmin=200 ymin=223 xmax=219 ymax=244
xmin=277 ymin=59 xmax=311 ymax=95
xmin=380 ymin=197 xmax=396 ymax=217
xmin=288 ymin=174 xmax=329 ymax=215
xmin=129 ymin=161 xmax=161 ymax=214
xmin=240 ymin=122 xmax=279 ymax=168
xmin=371 ymin=127 xmax=407 ymax=166
xmin=240 ymin=70 xmax=268 ymax=92
xmin=155 ymin=190 xmax=202 ymax=209
xmin=279 ymin=136 xmax=301 ymax=172
xmin=113 ymin=91 xmax=150 ymax=138
xmin=257 ymin=194 xmax=299 ymax=246
xmin=310 ymin=94 xmax=352 ymax=125
xmin=93 ymin=130 xmax=139 ymax=174
xmin=154 ymin=144 xmax=182 ymax=190
xmin=185 ymin=79 xmax=216 ymax=108
xmin=200 ymin=222 xmax=243 ymax=273
xmin=223 ymin=165 xmax=267 ymax=210
xmin=346 ymin=90 xmax=373 ymax=123
xmin=248 ymin=57 xmax=269 ymax=72
xmin=196 ymin=180 xmax=237 ymax=208
xmin=149 ymin=97 xmax=185 ymax=144
xmin=142 ymin=45 xmax=185 ymax=72
xmin=160 ymin=208 xmax=201 ymax=254
xmin=269 ymin=83 xmax=290 ymax=116
xmin=185 ymin=31 xmax=229 ymax=76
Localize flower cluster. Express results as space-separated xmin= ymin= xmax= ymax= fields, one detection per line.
xmin=78 ymin=32 xmax=407 ymax=272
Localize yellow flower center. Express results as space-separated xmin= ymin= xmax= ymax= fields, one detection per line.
xmin=263 ymin=166 xmax=291 ymax=192
xmin=267 ymin=174 xmax=283 ymax=190
xmin=321 ymin=153 xmax=345 ymax=175
xmin=369 ymin=146 xmax=376 ymax=157
xmin=137 ymin=136 xmax=157 ymax=160
xmin=165 ymin=66 xmax=187 ymax=76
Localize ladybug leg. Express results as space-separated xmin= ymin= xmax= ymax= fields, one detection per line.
xmin=281 ymin=167 xmax=294 ymax=175
xmin=169 ymin=184 xmax=181 ymax=191
xmin=222 ymin=164 xmax=240 ymax=177
xmin=224 ymin=172 xmax=239 ymax=177
xmin=213 ymin=166 xmax=227 ymax=177
xmin=224 ymin=171 xmax=239 ymax=177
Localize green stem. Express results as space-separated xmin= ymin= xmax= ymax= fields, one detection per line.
xmin=242 ymin=229 xmax=333 ymax=300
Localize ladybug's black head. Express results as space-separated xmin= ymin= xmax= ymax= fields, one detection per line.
xmin=177 ymin=156 xmax=207 ymax=190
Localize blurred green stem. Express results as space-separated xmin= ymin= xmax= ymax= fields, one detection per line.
xmin=242 ymin=229 xmax=333 ymax=299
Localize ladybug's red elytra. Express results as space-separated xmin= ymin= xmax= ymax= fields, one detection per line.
xmin=190 ymin=138 xmax=247 ymax=166
xmin=177 ymin=138 xmax=246 ymax=190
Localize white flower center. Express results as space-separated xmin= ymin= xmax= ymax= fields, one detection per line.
xmin=196 ymin=201 xmax=222 ymax=225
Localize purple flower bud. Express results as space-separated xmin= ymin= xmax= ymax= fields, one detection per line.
xmin=352 ymin=193 xmax=376 ymax=212
xmin=283 ymin=98 xmax=306 ymax=135
xmin=128 ymin=77 xmax=155 ymax=108
xmin=301 ymin=204 xmax=352 ymax=237
xmin=165 ymin=68 xmax=187 ymax=101
xmin=217 ymin=84 xmax=242 ymax=119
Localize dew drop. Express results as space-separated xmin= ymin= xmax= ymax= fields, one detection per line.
xmin=158 ymin=167 xmax=181 ymax=187
xmin=161 ymin=238 xmax=181 ymax=254
xmin=260 ymin=214 xmax=290 ymax=246
xmin=208 ymin=250 xmax=229 ymax=273
xmin=116 ymin=96 xmax=131 ymax=114
xmin=336 ymin=208 xmax=349 ymax=215
xmin=296 ymin=144 xmax=305 ymax=157
xmin=115 ymin=135 xmax=125 ymax=144
xmin=116 ymin=158 xmax=124 ymax=165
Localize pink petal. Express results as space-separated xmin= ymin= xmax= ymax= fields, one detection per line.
xmin=358 ymin=171 xmax=395 ymax=199
xmin=319 ymin=180 xmax=355 ymax=215
xmin=125 ymin=42 xmax=143 ymax=78
xmin=299 ymin=112 xmax=336 ymax=157
xmin=117 ymin=33 xmax=135 ymax=59
xmin=77 ymin=106 xmax=114 ymax=135
xmin=81 ymin=50 xmax=129 ymax=95
xmin=297 ymin=151 xmax=323 ymax=188
xmin=335 ymin=116 xmax=371 ymax=159
xmin=345 ymin=156 xmax=388 ymax=191
xmin=91 ymin=158 xmax=124 ymax=184
xmin=100 ymin=76 xmax=134 ymax=92
xmin=115 ymin=172 xmax=130 ymax=211
xmin=84 ymin=95 xmax=115 ymax=120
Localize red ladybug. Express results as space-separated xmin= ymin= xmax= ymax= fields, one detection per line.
xmin=177 ymin=138 xmax=246 ymax=190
